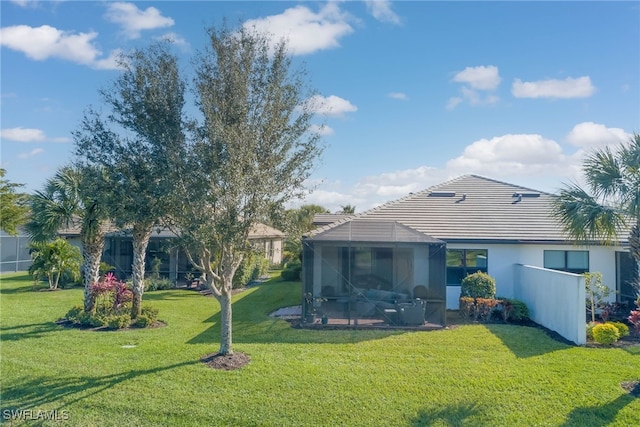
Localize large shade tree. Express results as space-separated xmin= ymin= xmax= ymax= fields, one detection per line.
xmin=74 ymin=41 xmax=186 ymax=318
xmin=552 ymin=134 xmax=640 ymax=287
xmin=171 ymin=25 xmax=323 ymax=355
xmin=25 ymin=166 xmax=109 ymax=311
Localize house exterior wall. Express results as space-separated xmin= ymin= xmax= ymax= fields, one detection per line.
xmin=514 ymin=264 xmax=586 ymax=345
xmin=445 ymin=242 xmax=624 ymax=310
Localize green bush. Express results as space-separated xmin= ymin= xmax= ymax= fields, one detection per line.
xmin=459 ymin=297 xmax=475 ymax=320
xmin=281 ymin=259 xmax=302 ymax=282
xmin=475 ymin=298 xmax=499 ymax=322
xmin=592 ymin=323 xmax=620 ymax=345
xmin=233 ymin=254 xmax=271 ymax=288
xmin=498 ymin=298 xmax=529 ymax=322
xmin=586 ymin=321 xmax=600 ymax=340
xmin=107 ymin=314 xmax=131 ymax=330
xmin=460 ymin=272 xmax=496 ymax=299
xmin=607 ymin=321 xmax=629 ymax=338
xmin=134 ymin=315 xmax=153 ymax=328
xmin=65 ymin=305 xmax=85 ymax=324
xmin=145 ymin=277 xmax=174 ymax=291
xmin=134 ymin=306 xmax=159 ymax=328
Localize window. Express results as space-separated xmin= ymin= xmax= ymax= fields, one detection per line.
xmin=446 ymin=249 xmax=488 ymax=285
xmin=543 ymin=250 xmax=589 ymax=274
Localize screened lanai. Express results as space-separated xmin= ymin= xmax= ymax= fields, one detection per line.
xmin=302 ymin=219 xmax=447 ymax=327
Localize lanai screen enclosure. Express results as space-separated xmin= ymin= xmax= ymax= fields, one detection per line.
xmin=302 ymin=220 xmax=447 ymax=327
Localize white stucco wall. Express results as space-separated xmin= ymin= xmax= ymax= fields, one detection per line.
xmin=514 ymin=264 xmax=586 ymax=345
xmin=445 ymin=242 xmax=624 ymax=310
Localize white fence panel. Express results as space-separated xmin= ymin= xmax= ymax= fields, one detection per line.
xmin=514 ymin=264 xmax=586 ymax=345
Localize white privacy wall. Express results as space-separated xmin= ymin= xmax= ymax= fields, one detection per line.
xmin=514 ymin=264 xmax=586 ymax=345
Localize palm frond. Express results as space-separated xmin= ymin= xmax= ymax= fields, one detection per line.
xmin=551 ymin=183 xmax=626 ymax=245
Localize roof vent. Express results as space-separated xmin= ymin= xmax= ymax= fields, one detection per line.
xmin=512 ymin=192 xmax=540 ymax=198
xmin=429 ymin=191 xmax=456 ymax=197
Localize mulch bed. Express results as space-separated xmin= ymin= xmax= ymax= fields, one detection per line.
xmin=201 ymin=352 xmax=250 ymax=370
xmin=621 ymin=381 xmax=640 ymax=398
xmin=55 ymin=318 xmax=167 ymax=331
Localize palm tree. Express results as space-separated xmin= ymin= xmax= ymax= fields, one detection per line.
xmin=28 ymin=238 xmax=82 ymax=290
xmin=26 ymin=166 xmax=109 ymax=311
xmin=340 ymin=204 xmax=356 ymax=214
xmin=552 ymin=134 xmax=640 ymax=287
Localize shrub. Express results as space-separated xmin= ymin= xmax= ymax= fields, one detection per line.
xmin=460 ymin=272 xmax=496 ymax=299
xmin=459 ymin=297 xmax=475 ymax=320
xmin=107 ymin=314 xmax=131 ymax=330
xmin=145 ymin=277 xmax=173 ymax=291
xmin=281 ymin=259 xmax=302 ymax=282
xmin=65 ymin=305 xmax=84 ymax=324
xmin=233 ymin=254 xmax=270 ymax=288
xmin=607 ymin=321 xmax=629 ymax=338
xmin=584 ymin=272 xmax=611 ymax=323
xmin=586 ymin=321 xmax=600 ymax=340
xmin=592 ymin=323 xmax=620 ymax=345
xmin=627 ymin=310 xmax=640 ymax=335
xmin=134 ymin=306 xmax=159 ymax=328
xmin=475 ymin=298 xmax=499 ymax=322
xmin=498 ymin=298 xmax=529 ymax=322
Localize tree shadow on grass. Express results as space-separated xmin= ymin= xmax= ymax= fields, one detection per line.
xmin=410 ymin=402 xmax=481 ymax=426
xmin=484 ymin=323 xmax=572 ymax=358
xmin=0 ymin=274 xmax=38 ymax=295
xmin=142 ymin=290 xmax=200 ymax=302
xmin=0 ymin=322 xmax=61 ymax=341
xmin=187 ymin=283 xmax=405 ymax=346
xmin=558 ymin=393 xmax=636 ymax=426
xmin=1 ymin=360 xmax=198 ymax=413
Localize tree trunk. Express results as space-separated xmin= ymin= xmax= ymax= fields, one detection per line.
xmin=131 ymin=224 xmax=153 ymax=319
xmin=216 ymin=250 xmax=243 ymax=355
xmin=218 ymin=290 xmax=233 ymax=355
xmin=82 ymin=235 xmax=105 ymax=313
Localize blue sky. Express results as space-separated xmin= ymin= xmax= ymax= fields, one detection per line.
xmin=1 ymin=1 xmax=638 ymax=213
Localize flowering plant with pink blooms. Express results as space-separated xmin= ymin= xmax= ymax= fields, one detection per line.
xmin=90 ymin=273 xmax=133 ymax=315
xmin=629 ymin=303 xmax=640 ymax=336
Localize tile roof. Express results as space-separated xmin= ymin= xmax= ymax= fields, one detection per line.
xmin=307 ymin=219 xmax=443 ymax=243
xmin=308 ymin=175 xmax=630 ymax=244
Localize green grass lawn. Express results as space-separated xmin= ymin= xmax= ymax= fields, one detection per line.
xmin=1 ymin=272 xmax=638 ymax=426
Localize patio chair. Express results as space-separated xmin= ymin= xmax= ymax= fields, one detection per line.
xmin=397 ymin=299 xmax=426 ymax=326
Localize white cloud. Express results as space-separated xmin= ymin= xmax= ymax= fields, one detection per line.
xmin=453 ymin=65 xmax=501 ymax=90
xmin=18 ymin=148 xmax=44 ymax=159
xmin=460 ymin=87 xmax=499 ymax=106
xmin=310 ymin=124 xmax=334 ymax=136
xmin=155 ymin=32 xmax=189 ymax=50
xmin=365 ymin=0 xmax=401 ymax=24
xmin=11 ymin=0 xmax=38 ymax=7
xmin=243 ymin=3 xmax=354 ymax=55
xmin=105 ymin=2 xmax=174 ymax=39
xmin=0 ymin=25 xmax=120 ymax=69
xmin=305 ymin=95 xmax=357 ymax=117
xmin=446 ymin=134 xmax=568 ymax=177
xmin=1 ymin=127 xmax=45 ymax=142
xmin=446 ymin=97 xmax=462 ymax=111
xmin=302 ymin=122 xmax=633 ymax=213
xmin=566 ymin=122 xmax=631 ymax=149
xmin=448 ymin=65 xmax=501 ymax=109
xmin=512 ymin=76 xmax=595 ymax=98
xmin=388 ymin=92 xmax=408 ymax=100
